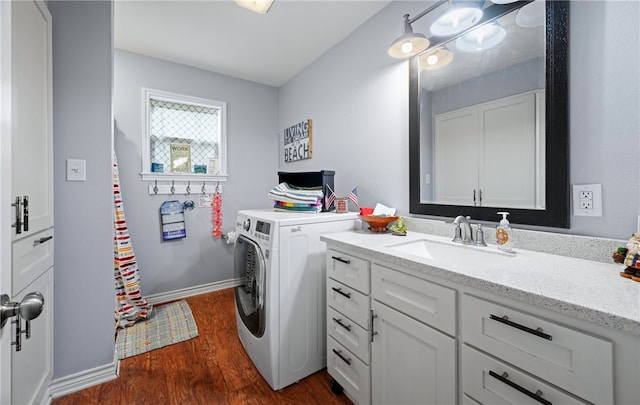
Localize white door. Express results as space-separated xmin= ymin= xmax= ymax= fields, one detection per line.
xmin=434 ymin=107 xmax=479 ymax=205
xmin=1 ymin=1 xmax=54 ymax=404
xmin=371 ymin=301 xmax=456 ymax=405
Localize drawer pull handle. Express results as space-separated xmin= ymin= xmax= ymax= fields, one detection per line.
xmin=489 ymin=314 xmax=552 ymax=341
xmin=489 ymin=370 xmax=552 ymax=405
xmin=332 ymin=317 xmax=351 ymax=332
xmin=331 ymin=256 xmax=351 ymax=265
xmin=332 ymin=348 xmax=352 ymax=365
xmin=34 ymin=236 xmax=53 ymax=246
xmin=332 ymin=287 xmax=351 ymax=299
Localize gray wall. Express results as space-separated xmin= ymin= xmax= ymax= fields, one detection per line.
xmin=279 ymin=0 xmax=640 ymax=240
xmin=50 ymin=1 xmax=115 ymax=378
xmin=114 ymin=50 xmax=278 ymax=295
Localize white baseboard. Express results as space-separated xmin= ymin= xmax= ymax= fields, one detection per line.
xmin=145 ymin=278 xmax=242 ymax=305
xmin=47 ymin=278 xmax=241 ymax=399
xmin=48 ymin=355 xmax=119 ymax=400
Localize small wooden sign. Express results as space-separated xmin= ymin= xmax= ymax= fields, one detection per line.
xmin=283 ymin=119 xmax=312 ymax=163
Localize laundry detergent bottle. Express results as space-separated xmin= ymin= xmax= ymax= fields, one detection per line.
xmin=496 ymin=212 xmax=514 ymax=253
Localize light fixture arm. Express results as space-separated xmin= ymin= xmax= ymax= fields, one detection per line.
xmin=406 ymin=0 xmax=448 ymax=25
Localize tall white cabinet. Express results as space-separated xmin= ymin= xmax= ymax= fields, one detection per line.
xmin=434 ymin=91 xmax=540 ymax=209
xmin=2 ymin=1 xmax=54 ymax=404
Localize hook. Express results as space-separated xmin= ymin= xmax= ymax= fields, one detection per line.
xmin=186 ymin=181 xmax=191 ymax=195
xmin=201 ymin=182 xmax=206 ymax=195
xmin=215 ymin=181 xmax=220 ymax=193
xmin=153 ymin=180 xmax=158 ymax=195
xmin=170 ymin=180 xmax=175 ymax=195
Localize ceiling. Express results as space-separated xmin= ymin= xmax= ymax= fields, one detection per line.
xmin=114 ymin=0 xmax=392 ymax=88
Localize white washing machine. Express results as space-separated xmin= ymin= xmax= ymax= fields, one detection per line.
xmin=233 ymin=209 xmax=359 ymax=390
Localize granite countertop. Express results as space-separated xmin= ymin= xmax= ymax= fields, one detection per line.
xmin=321 ymin=230 xmax=640 ymax=336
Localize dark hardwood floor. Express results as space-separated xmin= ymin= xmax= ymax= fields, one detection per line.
xmin=52 ymin=288 xmax=352 ymax=405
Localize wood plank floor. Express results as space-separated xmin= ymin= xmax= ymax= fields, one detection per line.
xmin=52 ymin=288 xmax=352 ymax=405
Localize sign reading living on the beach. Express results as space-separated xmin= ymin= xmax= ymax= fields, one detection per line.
xmin=284 ymin=119 xmax=312 ymax=163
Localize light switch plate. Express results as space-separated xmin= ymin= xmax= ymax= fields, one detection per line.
xmin=572 ymin=184 xmax=602 ymax=216
xmin=66 ymin=159 xmax=86 ymax=181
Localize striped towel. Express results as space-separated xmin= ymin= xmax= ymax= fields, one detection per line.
xmin=268 ymin=182 xmax=323 ymax=204
xmin=273 ymin=200 xmax=322 ymax=213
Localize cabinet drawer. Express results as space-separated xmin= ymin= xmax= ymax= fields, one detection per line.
xmin=12 ymin=229 xmax=54 ymax=295
xmin=461 ymin=294 xmax=612 ymax=404
xmin=328 ymin=306 xmax=370 ymax=364
xmin=327 ymin=278 xmax=370 ymax=329
xmin=462 ymin=345 xmax=588 ymax=405
xmin=328 ymin=337 xmax=370 ymax=405
xmin=327 ymin=249 xmax=370 ymax=294
xmin=371 ymin=264 xmax=456 ymax=335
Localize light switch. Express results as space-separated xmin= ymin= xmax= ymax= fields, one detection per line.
xmin=66 ymin=159 xmax=86 ymax=181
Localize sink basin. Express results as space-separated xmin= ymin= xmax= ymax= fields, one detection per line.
xmin=385 ymin=238 xmax=514 ymax=267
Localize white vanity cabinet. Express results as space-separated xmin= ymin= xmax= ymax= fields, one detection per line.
xmin=323 ymin=235 xmax=640 ymax=405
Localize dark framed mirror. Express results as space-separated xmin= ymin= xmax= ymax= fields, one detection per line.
xmin=409 ymin=0 xmax=568 ymax=227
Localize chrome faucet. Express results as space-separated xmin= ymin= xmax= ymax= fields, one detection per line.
xmin=452 ymin=215 xmax=473 ymax=244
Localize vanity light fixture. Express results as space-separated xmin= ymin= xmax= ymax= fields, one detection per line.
xmin=419 ymin=48 xmax=454 ymax=70
xmin=388 ymin=14 xmax=430 ymax=58
xmin=235 ymin=0 xmax=274 ymax=14
xmin=388 ymin=0 xmax=447 ymax=59
xmin=430 ymin=1 xmax=483 ymax=36
xmin=456 ymin=22 xmax=506 ymax=52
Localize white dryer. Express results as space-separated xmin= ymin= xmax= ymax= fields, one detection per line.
xmin=233 ymin=209 xmax=359 ymax=390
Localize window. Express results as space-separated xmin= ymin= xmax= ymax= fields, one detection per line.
xmin=141 ymin=88 xmax=227 ymax=181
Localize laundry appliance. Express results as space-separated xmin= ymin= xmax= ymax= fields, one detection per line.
xmin=234 ymin=209 xmax=359 ymax=390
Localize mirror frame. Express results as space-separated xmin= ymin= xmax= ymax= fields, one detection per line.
xmin=409 ymin=0 xmax=569 ymax=228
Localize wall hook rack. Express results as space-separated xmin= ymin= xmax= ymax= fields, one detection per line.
xmin=147 ymin=180 xmax=221 ymax=196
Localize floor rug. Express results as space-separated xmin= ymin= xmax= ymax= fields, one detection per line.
xmin=115 ymin=300 xmax=199 ymax=359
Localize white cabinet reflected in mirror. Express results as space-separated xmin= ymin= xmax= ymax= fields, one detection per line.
xmin=409 ymin=0 xmax=569 ymax=227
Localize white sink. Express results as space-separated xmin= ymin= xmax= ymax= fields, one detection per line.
xmin=385 ymin=238 xmax=514 ymax=267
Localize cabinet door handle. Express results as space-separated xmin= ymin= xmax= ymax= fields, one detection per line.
xmin=34 ymin=236 xmax=53 ymax=246
xmin=22 ymin=196 xmax=29 ymax=232
xmin=332 ymin=348 xmax=352 ymax=366
xmin=490 ymin=314 xmax=552 ymax=341
xmin=331 ymin=256 xmax=351 ymax=265
xmin=489 ymin=371 xmax=552 ymax=405
xmin=473 ymin=189 xmax=477 ymax=206
xmin=12 ymin=197 xmax=22 ymax=234
xmin=331 ymin=287 xmax=351 ymax=299
xmin=332 ymin=317 xmax=351 ymax=332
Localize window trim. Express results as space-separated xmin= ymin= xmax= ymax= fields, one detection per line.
xmin=140 ymin=88 xmax=228 ymax=182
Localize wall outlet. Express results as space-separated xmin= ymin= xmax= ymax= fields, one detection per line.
xmin=573 ymin=184 xmax=602 ymax=216
xmin=579 ymin=190 xmax=593 ymax=209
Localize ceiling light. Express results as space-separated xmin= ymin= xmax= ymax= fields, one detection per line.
xmin=456 ymin=22 xmax=506 ymax=52
xmin=419 ymin=48 xmax=454 ymax=70
xmin=430 ymin=4 xmax=483 ymax=36
xmin=235 ymin=0 xmax=274 ymax=14
xmin=388 ymin=14 xmax=430 ymax=59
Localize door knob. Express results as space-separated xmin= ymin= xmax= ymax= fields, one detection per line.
xmin=0 ymin=292 xmax=45 ymax=328
xmin=19 ymin=292 xmax=44 ymax=321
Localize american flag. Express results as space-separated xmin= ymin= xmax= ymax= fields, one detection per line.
xmin=325 ymin=184 xmax=336 ymax=210
xmin=348 ymin=187 xmax=358 ymax=207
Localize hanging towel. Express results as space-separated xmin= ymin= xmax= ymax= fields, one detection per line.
xmin=113 ymin=152 xmax=152 ymax=328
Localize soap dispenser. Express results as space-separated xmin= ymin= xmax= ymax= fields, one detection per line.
xmin=496 ymin=212 xmax=514 ymax=252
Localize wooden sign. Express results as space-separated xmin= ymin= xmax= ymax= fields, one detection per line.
xmin=284 ymin=119 xmax=312 ymax=163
